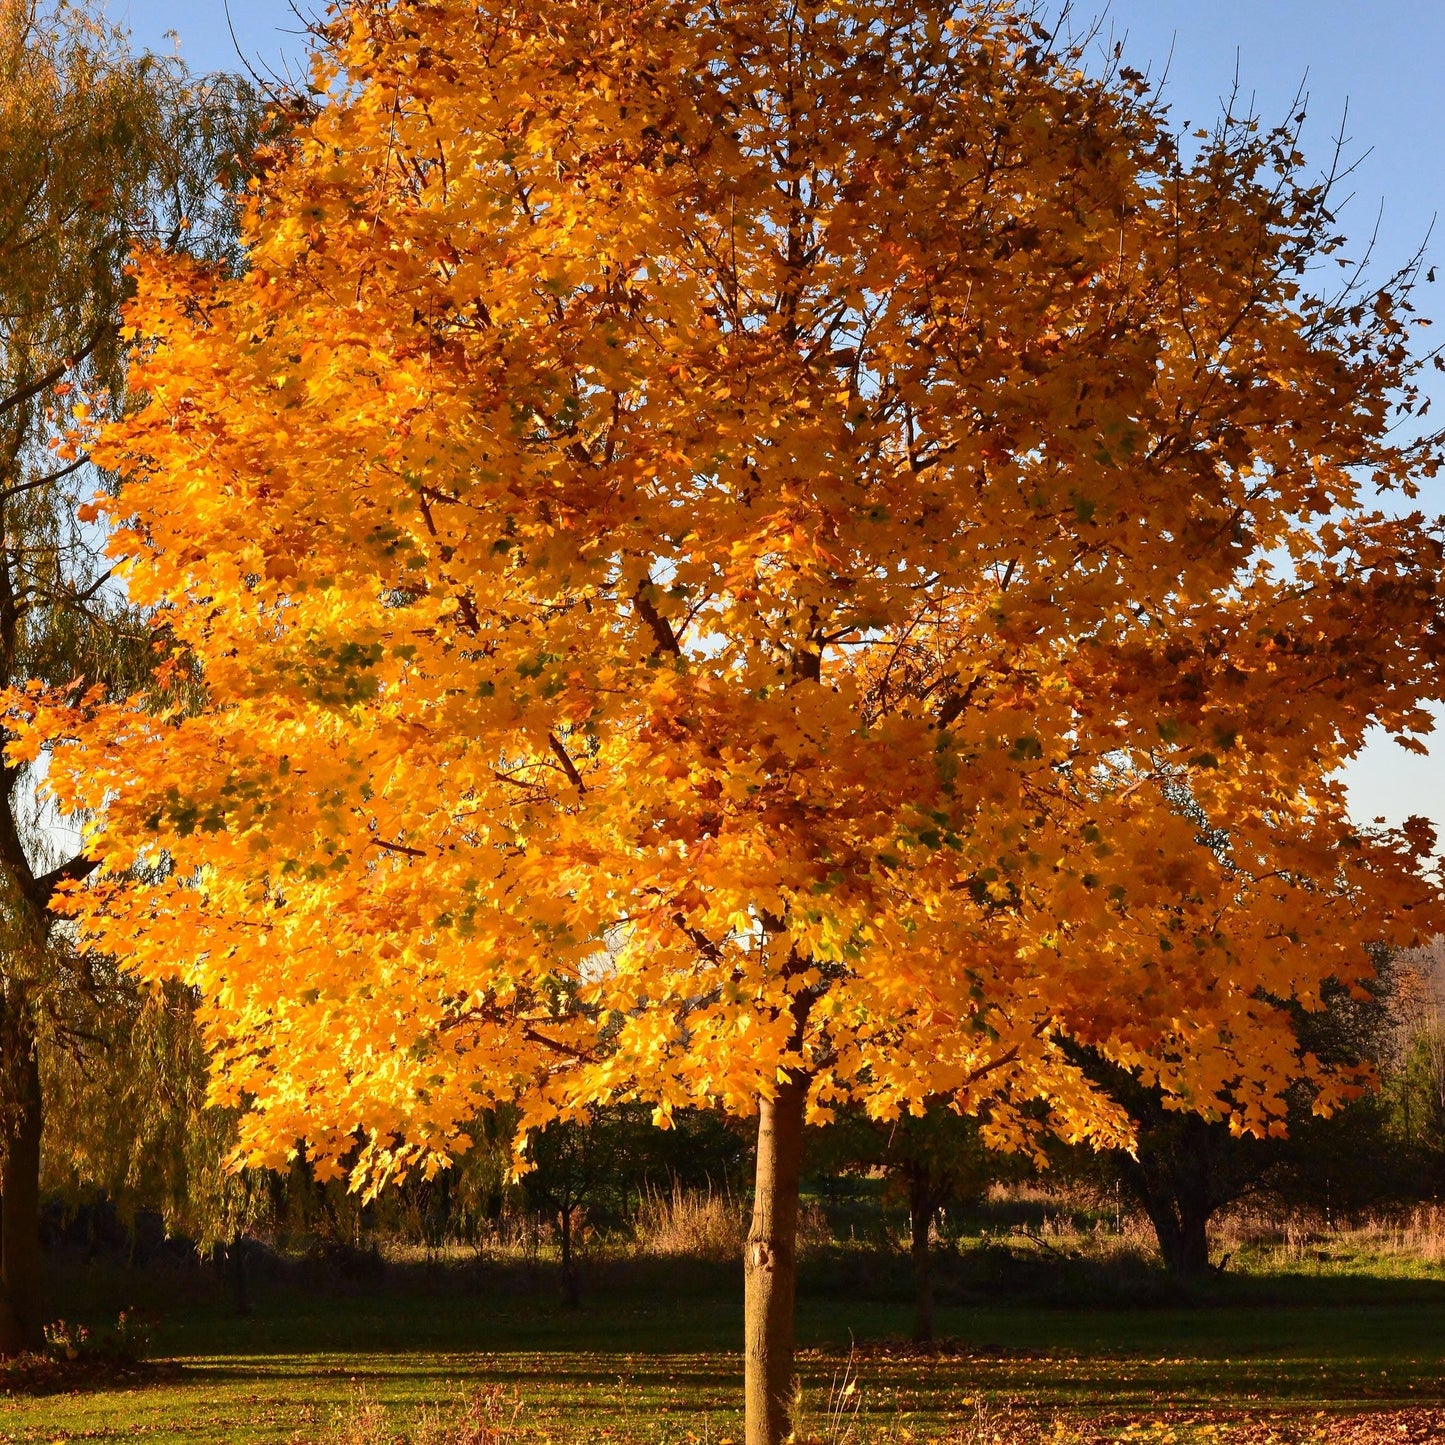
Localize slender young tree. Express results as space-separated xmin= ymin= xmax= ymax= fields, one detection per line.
xmin=811 ymin=1105 xmax=994 ymax=1342
xmin=31 ymin=2 xmax=1445 ymax=1434
xmin=0 ymin=0 xmax=259 ymax=1350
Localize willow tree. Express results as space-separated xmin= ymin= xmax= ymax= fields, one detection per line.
xmin=0 ymin=0 xmax=259 ymax=1351
xmin=31 ymin=0 xmax=1445 ymax=1434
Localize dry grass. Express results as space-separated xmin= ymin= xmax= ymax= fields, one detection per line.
xmin=631 ymin=1185 xmax=834 ymax=1262
xmin=1213 ymin=1204 xmax=1445 ymax=1275
xmin=602 ymin=1174 xmax=1445 ymax=1294
xmin=308 ymin=1386 xmax=1445 ymax=1445
xmin=984 ymin=1210 xmax=1160 ymax=1261
xmin=307 ymin=1384 xmax=1084 ymax=1445
xmin=632 ymin=1185 xmax=749 ymax=1261
xmin=964 ymin=1186 xmax=1445 ymax=1281
xmin=336 ymin=1183 xmax=1445 ymax=1286
xmin=303 ymin=1385 xmax=522 ymax=1444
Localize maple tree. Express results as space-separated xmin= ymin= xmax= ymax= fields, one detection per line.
xmin=30 ymin=0 xmax=1445 ymax=1434
xmin=0 ymin=0 xmax=260 ymax=1350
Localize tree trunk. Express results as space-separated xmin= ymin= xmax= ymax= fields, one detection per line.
xmin=559 ymin=1202 xmax=579 ymax=1307
xmin=745 ymin=1074 xmax=806 ymax=1445
xmin=1142 ymin=1197 xmax=1211 ymax=1276
xmin=907 ymin=1163 xmax=935 ymax=1345
xmin=1172 ymin=1193 xmax=1212 ymax=1277
xmin=0 ymin=1031 xmax=44 ymax=1354
xmin=1132 ymin=1171 xmax=1213 ymax=1278
xmin=228 ymin=1234 xmax=252 ymax=1317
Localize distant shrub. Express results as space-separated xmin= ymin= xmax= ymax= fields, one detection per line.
xmin=42 ymin=1308 xmax=150 ymax=1366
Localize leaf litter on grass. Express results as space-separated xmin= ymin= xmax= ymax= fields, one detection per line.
xmin=294 ymin=1386 xmax=1445 ymax=1445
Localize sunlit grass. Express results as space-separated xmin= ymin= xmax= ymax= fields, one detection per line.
xmin=16 ymin=1206 xmax=1445 ymax=1443
xmin=9 ymin=1256 xmax=1445 ymax=1444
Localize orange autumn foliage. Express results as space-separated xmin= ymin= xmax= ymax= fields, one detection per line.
xmin=19 ymin=0 xmax=1445 ymax=1187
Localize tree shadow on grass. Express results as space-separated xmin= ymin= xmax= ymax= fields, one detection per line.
xmin=33 ymin=1258 xmax=1445 ymax=1410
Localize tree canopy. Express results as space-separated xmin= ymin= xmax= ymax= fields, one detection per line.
xmin=22 ymin=0 xmax=1445 ymax=1426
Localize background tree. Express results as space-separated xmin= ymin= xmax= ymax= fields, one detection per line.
xmin=1264 ymin=950 xmax=1428 ymax=1223
xmin=40 ymin=967 xmax=285 ymax=1315
xmin=0 ymin=0 xmax=260 ymax=1350
xmin=1381 ymin=938 xmax=1445 ymax=1169
xmin=522 ymin=1104 xmax=749 ymax=1304
xmin=812 ymin=1106 xmax=994 ymax=1343
xmin=35 ymin=2 xmax=1445 ymax=1438
xmin=1070 ymin=954 xmax=1409 ymax=1277
xmin=523 ymin=1108 xmax=646 ymax=1305
xmin=1082 ymin=1073 xmax=1269 ymax=1278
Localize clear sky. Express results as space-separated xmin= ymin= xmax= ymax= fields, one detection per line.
xmin=108 ymin=0 xmax=1445 ymax=837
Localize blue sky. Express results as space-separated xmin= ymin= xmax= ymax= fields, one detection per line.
xmin=108 ymin=0 xmax=1445 ymax=836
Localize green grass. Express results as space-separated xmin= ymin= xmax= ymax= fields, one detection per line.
xmin=9 ymin=1255 xmax=1445 ymax=1443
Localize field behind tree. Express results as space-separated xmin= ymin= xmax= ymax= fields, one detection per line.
xmin=13 ymin=1202 xmax=1445 ymax=1444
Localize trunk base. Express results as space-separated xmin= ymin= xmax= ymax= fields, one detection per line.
xmin=0 ymin=1040 xmax=45 ymax=1355
xmin=744 ymin=1075 xmax=807 ymax=1445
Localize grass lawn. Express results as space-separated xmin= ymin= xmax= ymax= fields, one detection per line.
xmin=6 ymin=1259 xmax=1445 ymax=1443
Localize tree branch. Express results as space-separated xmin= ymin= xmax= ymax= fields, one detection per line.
xmin=35 ymin=852 xmax=100 ymax=904
xmin=0 ymin=324 xmax=107 ymax=416
xmin=548 ymin=732 xmax=586 ymax=793
xmin=634 ymin=583 xmax=682 ymax=658
xmin=367 ymin=837 xmax=426 ymax=859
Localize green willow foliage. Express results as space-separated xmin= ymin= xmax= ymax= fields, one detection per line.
xmin=0 ymin=0 xmax=266 ymax=1332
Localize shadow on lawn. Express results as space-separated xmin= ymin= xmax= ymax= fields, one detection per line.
xmin=27 ymin=1253 xmax=1445 ymax=1416
xmin=139 ymin=1341 xmax=1445 ymax=1420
